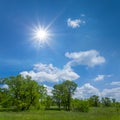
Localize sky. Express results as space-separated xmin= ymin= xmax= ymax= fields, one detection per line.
xmin=0 ymin=0 xmax=120 ymax=101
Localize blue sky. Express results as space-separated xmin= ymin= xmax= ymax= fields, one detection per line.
xmin=0 ymin=0 xmax=120 ymax=101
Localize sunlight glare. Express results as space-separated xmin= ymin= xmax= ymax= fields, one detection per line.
xmin=31 ymin=24 xmax=52 ymax=47
xmin=35 ymin=28 xmax=48 ymax=41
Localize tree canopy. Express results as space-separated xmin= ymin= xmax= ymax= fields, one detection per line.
xmin=0 ymin=75 xmax=119 ymax=112
xmin=52 ymin=80 xmax=77 ymax=111
xmin=1 ymin=75 xmax=47 ymax=111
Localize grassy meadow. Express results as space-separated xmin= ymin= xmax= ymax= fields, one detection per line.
xmin=0 ymin=107 xmax=120 ymax=120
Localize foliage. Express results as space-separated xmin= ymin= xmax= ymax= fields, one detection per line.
xmin=0 ymin=88 xmax=11 ymax=108
xmin=88 ymin=95 xmax=100 ymax=107
xmin=115 ymin=102 xmax=120 ymax=111
xmin=52 ymin=83 xmax=64 ymax=110
xmin=1 ymin=75 xmax=47 ymax=111
xmin=52 ymin=80 xmax=77 ymax=111
xmin=62 ymin=80 xmax=77 ymax=111
xmin=101 ymin=97 xmax=112 ymax=107
xmin=45 ymin=95 xmax=53 ymax=109
xmin=72 ymin=98 xmax=89 ymax=112
xmin=0 ymin=74 xmax=120 ymax=113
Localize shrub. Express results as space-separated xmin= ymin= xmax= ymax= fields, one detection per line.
xmin=72 ymin=99 xmax=89 ymax=112
xmin=115 ymin=102 xmax=120 ymax=112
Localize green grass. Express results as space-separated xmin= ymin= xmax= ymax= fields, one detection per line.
xmin=0 ymin=107 xmax=120 ymax=120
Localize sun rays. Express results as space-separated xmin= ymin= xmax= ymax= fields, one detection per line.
xmin=30 ymin=24 xmax=53 ymax=48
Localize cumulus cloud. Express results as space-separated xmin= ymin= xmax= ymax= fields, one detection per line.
xmin=94 ymin=75 xmax=105 ymax=81
xmin=67 ymin=18 xmax=85 ymax=28
xmin=20 ymin=50 xmax=105 ymax=83
xmin=111 ymin=81 xmax=120 ymax=86
xmin=65 ymin=50 xmax=105 ymax=67
xmin=73 ymin=83 xmax=100 ymax=99
xmin=20 ymin=63 xmax=80 ymax=83
xmin=73 ymin=82 xmax=120 ymax=101
xmin=101 ymin=87 xmax=120 ymax=101
xmin=94 ymin=74 xmax=112 ymax=81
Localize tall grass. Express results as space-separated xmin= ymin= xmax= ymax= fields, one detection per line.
xmin=0 ymin=107 xmax=120 ymax=120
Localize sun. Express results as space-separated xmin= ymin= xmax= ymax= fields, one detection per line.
xmin=34 ymin=28 xmax=48 ymax=42
xmin=31 ymin=24 xmax=52 ymax=47
xmin=36 ymin=29 xmax=48 ymax=40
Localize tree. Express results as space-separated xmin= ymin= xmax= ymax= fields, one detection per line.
xmin=101 ymin=97 xmax=112 ymax=107
xmin=52 ymin=84 xmax=64 ymax=110
xmin=0 ymin=87 xmax=11 ymax=108
xmin=52 ymin=80 xmax=77 ymax=111
xmin=89 ymin=95 xmax=100 ymax=107
xmin=4 ymin=75 xmax=47 ymax=111
xmin=71 ymin=98 xmax=89 ymax=112
xmin=62 ymin=80 xmax=77 ymax=111
xmin=45 ymin=95 xmax=53 ymax=109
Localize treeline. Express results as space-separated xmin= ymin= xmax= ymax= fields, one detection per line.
xmin=0 ymin=75 xmax=120 ymax=112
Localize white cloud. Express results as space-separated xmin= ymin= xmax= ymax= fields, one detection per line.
xmin=94 ymin=75 xmax=105 ymax=81
xmin=73 ymin=83 xmax=120 ymax=101
xmin=101 ymin=87 xmax=120 ymax=101
xmin=67 ymin=18 xmax=83 ymax=28
xmin=94 ymin=74 xmax=112 ymax=81
xmin=111 ymin=81 xmax=120 ymax=86
xmin=65 ymin=50 xmax=105 ymax=67
xmin=67 ymin=17 xmax=86 ymax=28
xmin=74 ymin=83 xmax=100 ymax=99
xmin=73 ymin=82 xmax=120 ymax=101
xmin=20 ymin=63 xmax=80 ymax=83
xmin=20 ymin=50 xmax=105 ymax=83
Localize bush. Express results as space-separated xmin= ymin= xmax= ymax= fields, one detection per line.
xmin=115 ymin=102 xmax=120 ymax=112
xmin=72 ymin=99 xmax=89 ymax=112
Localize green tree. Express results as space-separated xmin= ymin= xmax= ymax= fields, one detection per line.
xmin=52 ymin=84 xmax=64 ymax=110
xmin=72 ymin=98 xmax=89 ymax=112
xmin=0 ymin=87 xmax=11 ymax=108
xmin=115 ymin=102 xmax=120 ymax=112
xmin=88 ymin=95 xmax=100 ymax=107
xmin=45 ymin=95 xmax=53 ymax=109
xmin=62 ymin=80 xmax=77 ymax=111
xmin=102 ymin=97 xmax=112 ymax=107
xmin=52 ymin=80 xmax=77 ymax=111
xmin=4 ymin=75 xmax=47 ymax=111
